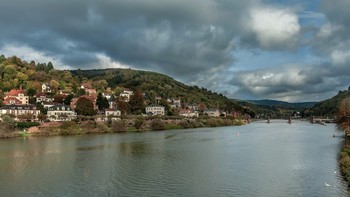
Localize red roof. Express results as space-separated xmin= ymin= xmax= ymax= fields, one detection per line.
xmin=7 ymin=88 xmax=24 ymax=96
xmin=3 ymin=97 xmax=22 ymax=105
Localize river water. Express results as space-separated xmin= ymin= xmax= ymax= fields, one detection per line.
xmin=0 ymin=120 xmax=347 ymax=196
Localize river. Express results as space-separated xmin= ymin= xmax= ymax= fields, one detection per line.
xmin=0 ymin=120 xmax=347 ymax=196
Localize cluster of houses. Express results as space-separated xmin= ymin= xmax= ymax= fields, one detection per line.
xmin=0 ymin=83 xmax=239 ymax=122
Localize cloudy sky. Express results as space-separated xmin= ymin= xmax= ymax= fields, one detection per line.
xmin=0 ymin=0 xmax=349 ymax=102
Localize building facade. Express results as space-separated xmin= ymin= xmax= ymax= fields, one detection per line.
xmin=145 ymin=105 xmax=165 ymax=116
xmin=0 ymin=105 xmax=40 ymax=121
xmin=47 ymin=105 xmax=77 ymax=121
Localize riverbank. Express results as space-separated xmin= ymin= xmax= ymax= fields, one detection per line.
xmin=0 ymin=116 xmax=247 ymax=139
xmin=340 ymin=142 xmax=350 ymax=195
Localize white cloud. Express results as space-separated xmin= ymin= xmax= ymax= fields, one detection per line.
xmin=95 ymin=53 xmax=131 ymax=69
xmin=249 ymin=6 xmax=300 ymax=49
xmin=316 ymin=23 xmax=341 ymax=38
xmin=330 ymin=50 xmax=350 ymax=65
xmin=0 ymin=44 xmax=70 ymax=69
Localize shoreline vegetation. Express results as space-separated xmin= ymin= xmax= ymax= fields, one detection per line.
xmin=0 ymin=116 xmax=247 ymax=139
xmin=337 ymin=98 xmax=350 ymax=194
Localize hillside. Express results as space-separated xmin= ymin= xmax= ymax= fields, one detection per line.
xmin=70 ymin=68 xmax=255 ymax=116
xmin=0 ymin=55 xmax=255 ymax=117
xmin=309 ymin=88 xmax=350 ymax=116
xmin=247 ymin=99 xmax=316 ymax=109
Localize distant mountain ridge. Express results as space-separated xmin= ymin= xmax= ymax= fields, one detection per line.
xmin=247 ymin=99 xmax=317 ymax=109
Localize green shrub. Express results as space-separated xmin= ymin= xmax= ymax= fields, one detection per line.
xmin=16 ymin=122 xmax=40 ymax=129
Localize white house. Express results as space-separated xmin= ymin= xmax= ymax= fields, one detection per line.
xmin=105 ymin=108 xmax=121 ymax=117
xmin=47 ymin=105 xmax=77 ymax=121
xmin=145 ymin=104 xmax=165 ymax=116
xmin=42 ymin=83 xmax=52 ymax=93
xmin=0 ymin=105 xmax=40 ymax=121
xmin=35 ymin=92 xmax=53 ymax=103
xmin=179 ymin=109 xmax=199 ymax=117
xmin=119 ymin=89 xmax=134 ymax=102
xmin=204 ymin=109 xmax=220 ymax=117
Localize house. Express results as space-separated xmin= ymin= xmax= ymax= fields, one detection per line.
xmin=105 ymin=108 xmax=121 ymax=117
xmin=35 ymin=92 xmax=53 ymax=103
xmin=204 ymin=109 xmax=220 ymax=117
xmin=119 ymin=89 xmax=134 ymax=102
xmin=155 ymin=96 xmax=162 ymax=104
xmin=145 ymin=104 xmax=165 ymax=116
xmin=187 ymin=103 xmax=199 ymax=111
xmin=42 ymin=83 xmax=52 ymax=93
xmin=85 ymin=88 xmax=97 ymax=96
xmin=47 ymin=104 xmax=77 ymax=121
xmin=0 ymin=105 xmax=40 ymax=121
xmin=179 ymin=109 xmax=199 ymax=117
xmin=167 ymin=98 xmax=181 ymax=109
xmin=4 ymin=86 xmax=29 ymax=105
xmin=3 ymin=97 xmax=22 ymax=105
xmin=42 ymin=102 xmax=55 ymax=109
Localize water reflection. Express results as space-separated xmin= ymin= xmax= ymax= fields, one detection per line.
xmin=0 ymin=121 xmax=347 ymax=196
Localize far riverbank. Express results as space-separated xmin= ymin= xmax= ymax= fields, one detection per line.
xmin=0 ymin=116 xmax=246 ymax=139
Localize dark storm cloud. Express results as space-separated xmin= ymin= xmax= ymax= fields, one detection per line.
xmin=0 ymin=0 xmax=257 ymax=77
xmin=1 ymin=0 xmax=348 ymax=101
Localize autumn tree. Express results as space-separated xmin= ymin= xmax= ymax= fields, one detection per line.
xmin=117 ymin=100 xmax=128 ymax=115
xmin=53 ymin=94 xmax=66 ymax=103
xmin=17 ymin=113 xmax=34 ymax=122
xmin=50 ymin=79 xmax=59 ymax=92
xmin=338 ymin=97 xmax=350 ymax=132
xmin=75 ymin=97 xmax=96 ymax=116
xmin=129 ymin=90 xmax=145 ymax=114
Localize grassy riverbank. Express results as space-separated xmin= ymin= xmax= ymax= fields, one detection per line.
xmin=0 ymin=117 xmax=247 ymax=138
xmin=340 ymin=143 xmax=350 ymax=195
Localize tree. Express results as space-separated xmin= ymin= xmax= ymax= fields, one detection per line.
xmin=0 ymin=115 xmax=16 ymax=131
xmin=50 ymin=79 xmax=59 ymax=92
xmin=129 ymin=90 xmax=145 ymax=114
xmin=37 ymin=113 xmax=47 ymax=122
xmin=96 ymin=92 xmax=109 ymax=110
xmin=64 ymin=94 xmax=74 ymax=105
xmin=338 ymin=97 xmax=350 ymax=132
xmin=54 ymin=94 xmax=66 ymax=103
xmin=76 ymin=88 xmax=86 ymax=97
xmin=26 ymin=88 xmax=37 ymax=97
xmin=46 ymin=62 xmax=54 ymax=72
xmin=75 ymin=97 xmax=96 ymax=116
xmin=17 ymin=113 xmax=34 ymax=122
xmin=117 ymin=100 xmax=128 ymax=115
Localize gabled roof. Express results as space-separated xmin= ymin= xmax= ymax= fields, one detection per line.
xmin=3 ymin=97 xmax=22 ymax=104
xmin=7 ymin=88 xmax=24 ymax=96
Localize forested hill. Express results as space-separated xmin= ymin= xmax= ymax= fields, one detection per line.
xmin=0 ymin=55 xmax=254 ymax=116
xmin=70 ymin=68 xmax=254 ymax=116
xmin=309 ymin=88 xmax=350 ymax=116
xmin=247 ymin=99 xmax=316 ymax=109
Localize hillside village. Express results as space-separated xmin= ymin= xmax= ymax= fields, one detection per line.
xmin=0 ymin=55 xmax=247 ymax=130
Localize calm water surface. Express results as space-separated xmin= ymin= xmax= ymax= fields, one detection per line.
xmin=0 ymin=120 xmax=347 ymax=196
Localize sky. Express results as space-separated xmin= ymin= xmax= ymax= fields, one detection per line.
xmin=0 ymin=0 xmax=349 ymax=102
